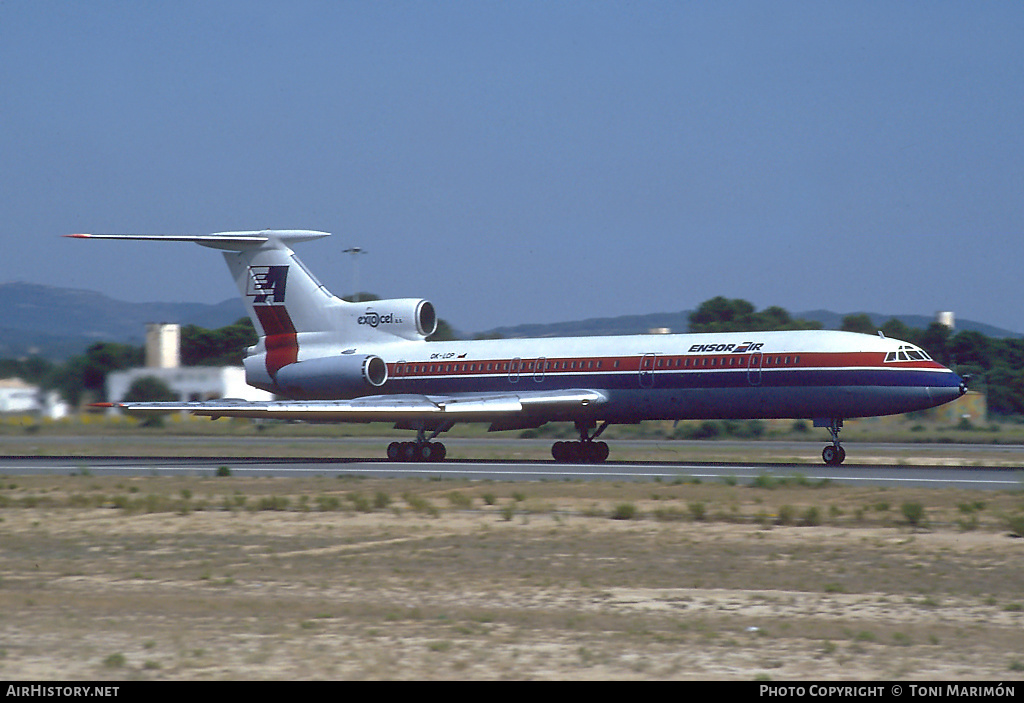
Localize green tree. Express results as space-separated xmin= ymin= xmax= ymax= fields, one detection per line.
xmin=341 ymin=293 xmax=381 ymax=303
xmin=0 ymin=356 xmax=55 ymax=386
xmin=689 ymin=297 xmax=757 ymax=333
xmin=181 ymin=318 xmax=257 ymax=366
xmin=427 ymin=318 xmax=459 ymax=342
xmin=879 ymin=318 xmax=916 ymax=343
xmin=919 ymin=322 xmax=951 ymax=365
xmin=123 ymin=376 xmax=177 ymax=402
xmin=122 ymin=376 xmax=177 ymax=428
xmin=840 ymin=314 xmax=877 ymax=335
xmin=688 ymin=297 xmax=821 ymax=333
xmin=948 ymin=330 xmax=991 ymax=370
xmin=53 ymin=342 xmax=143 ymax=407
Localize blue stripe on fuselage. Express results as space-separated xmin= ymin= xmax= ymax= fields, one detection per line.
xmin=385 ymin=367 xmax=962 ymax=394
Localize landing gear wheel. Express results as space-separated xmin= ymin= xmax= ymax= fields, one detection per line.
xmin=425 ymin=442 xmax=446 ymax=462
xmin=388 ymin=441 xmax=448 ymax=462
xmin=400 ymin=442 xmax=418 ymax=462
xmin=822 ymin=445 xmax=846 ymax=466
xmin=552 ymin=441 xmax=571 ymax=463
xmin=416 ymin=443 xmax=436 ymax=462
xmin=387 ymin=442 xmax=403 ymax=461
xmin=552 ymin=440 xmax=609 ymax=464
xmin=586 ymin=441 xmax=610 ymax=463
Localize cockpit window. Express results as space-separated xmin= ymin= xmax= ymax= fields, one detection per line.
xmin=885 ymin=345 xmax=932 ymax=363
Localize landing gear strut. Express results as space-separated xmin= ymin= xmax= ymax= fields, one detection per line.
xmin=817 ymin=418 xmax=846 ymax=466
xmin=387 ymin=427 xmax=447 ymax=462
xmin=552 ymin=420 xmax=610 ymax=463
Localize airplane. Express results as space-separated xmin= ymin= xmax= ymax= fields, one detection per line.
xmin=68 ymin=229 xmax=967 ymax=465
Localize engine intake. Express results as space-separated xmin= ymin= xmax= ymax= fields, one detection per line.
xmin=353 ymin=299 xmax=437 ymax=340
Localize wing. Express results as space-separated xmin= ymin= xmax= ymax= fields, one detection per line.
xmin=99 ymin=389 xmax=608 ymax=427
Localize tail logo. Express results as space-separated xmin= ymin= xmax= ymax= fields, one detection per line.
xmin=247 ymin=266 xmax=288 ymax=305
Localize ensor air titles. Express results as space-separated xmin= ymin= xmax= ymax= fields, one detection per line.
xmin=689 ymin=342 xmax=764 ymax=353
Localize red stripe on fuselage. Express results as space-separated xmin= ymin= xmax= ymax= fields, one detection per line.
xmin=254 ymin=305 xmax=298 ymax=377
xmin=388 ymin=351 xmax=946 ymax=377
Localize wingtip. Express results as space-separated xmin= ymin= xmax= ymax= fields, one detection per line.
xmin=64 ymin=233 xmax=92 ymax=238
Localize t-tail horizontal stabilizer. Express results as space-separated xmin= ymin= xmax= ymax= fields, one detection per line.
xmin=65 ymin=230 xmax=330 ymax=251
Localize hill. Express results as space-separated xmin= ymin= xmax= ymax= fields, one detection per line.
xmin=481 ymin=309 xmax=1021 ymax=340
xmin=0 ymin=282 xmax=245 ymax=359
xmin=0 ymin=281 xmax=1019 ymax=359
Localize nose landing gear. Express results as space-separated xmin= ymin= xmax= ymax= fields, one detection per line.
xmin=816 ymin=418 xmax=846 ymax=465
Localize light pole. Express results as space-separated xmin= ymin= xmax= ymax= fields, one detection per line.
xmin=342 ymin=247 xmax=367 ymax=302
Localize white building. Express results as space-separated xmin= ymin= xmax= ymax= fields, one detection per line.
xmin=0 ymin=378 xmax=69 ymax=419
xmin=105 ymin=322 xmax=274 ymax=407
xmin=106 ymin=365 xmax=274 ymax=404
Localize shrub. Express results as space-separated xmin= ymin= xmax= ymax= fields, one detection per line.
xmin=102 ymin=653 xmax=126 ymax=668
xmin=801 ymin=506 xmax=822 ymax=526
xmin=901 ymin=501 xmax=926 ymax=527
xmin=611 ymin=503 xmax=637 ymax=520
xmin=1004 ymin=514 xmax=1024 ymax=538
xmin=447 ymin=491 xmax=472 ymax=509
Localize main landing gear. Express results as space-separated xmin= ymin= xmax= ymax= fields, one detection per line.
xmin=552 ymin=420 xmax=610 ymax=464
xmin=387 ymin=428 xmax=447 ymax=462
xmin=818 ymin=418 xmax=846 ymax=466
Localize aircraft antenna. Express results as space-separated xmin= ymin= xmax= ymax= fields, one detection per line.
xmin=342 ymin=246 xmax=368 ymax=302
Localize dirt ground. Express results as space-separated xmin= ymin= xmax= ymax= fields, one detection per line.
xmin=1 ymin=475 xmax=1023 ymax=680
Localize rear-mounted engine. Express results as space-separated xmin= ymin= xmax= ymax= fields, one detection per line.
xmin=354 ymin=299 xmax=437 ymax=340
xmin=274 ymin=354 xmax=388 ymax=399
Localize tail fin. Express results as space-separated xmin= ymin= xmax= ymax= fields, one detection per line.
xmin=68 ymin=230 xmax=437 ymax=390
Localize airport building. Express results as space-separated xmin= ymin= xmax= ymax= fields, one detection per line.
xmin=105 ymin=323 xmax=274 ymax=407
xmin=0 ymin=378 xmax=69 ymax=418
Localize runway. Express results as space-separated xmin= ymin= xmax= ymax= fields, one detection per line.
xmin=1 ymin=454 xmax=1021 ymax=490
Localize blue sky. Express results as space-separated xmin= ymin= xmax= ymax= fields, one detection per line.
xmin=2 ymin=1 xmax=1022 ymax=334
